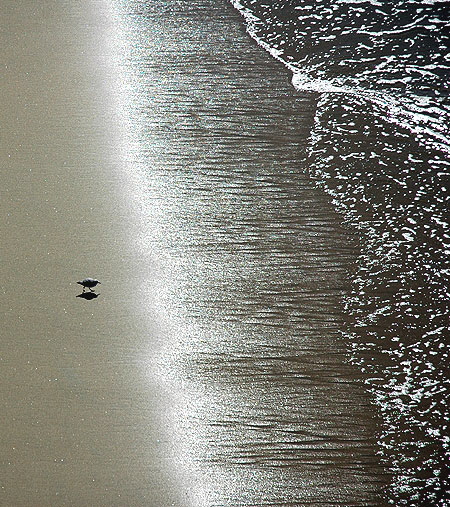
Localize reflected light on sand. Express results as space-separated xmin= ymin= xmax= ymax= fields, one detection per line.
xmin=96 ymin=1 xmax=217 ymax=504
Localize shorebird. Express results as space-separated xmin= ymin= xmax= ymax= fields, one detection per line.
xmin=77 ymin=278 xmax=101 ymax=292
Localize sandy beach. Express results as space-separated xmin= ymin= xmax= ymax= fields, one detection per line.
xmin=1 ymin=0 xmax=388 ymax=505
xmin=1 ymin=1 xmax=183 ymax=505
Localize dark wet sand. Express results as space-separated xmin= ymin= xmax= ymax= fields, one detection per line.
xmin=1 ymin=0 xmax=388 ymax=505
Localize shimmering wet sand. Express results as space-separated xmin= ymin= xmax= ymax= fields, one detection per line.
xmin=1 ymin=0 xmax=388 ymax=505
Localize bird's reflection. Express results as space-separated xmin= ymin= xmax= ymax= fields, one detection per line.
xmin=77 ymin=292 xmax=100 ymax=300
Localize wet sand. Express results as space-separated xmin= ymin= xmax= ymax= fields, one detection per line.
xmin=0 ymin=1 xmax=182 ymax=505
xmin=1 ymin=0 xmax=388 ymax=505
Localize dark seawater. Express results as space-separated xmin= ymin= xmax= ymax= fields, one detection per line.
xmin=110 ymin=0 xmax=392 ymax=504
xmin=231 ymin=0 xmax=450 ymax=505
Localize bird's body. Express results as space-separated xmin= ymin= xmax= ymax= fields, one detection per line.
xmin=77 ymin=278 xmax=101 ymax=291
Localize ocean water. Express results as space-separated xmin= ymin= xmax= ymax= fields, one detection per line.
xmin=230 ymin=0 xmax=450 ymax=504
xmin=107 ymin=0 xmax=449 ymax=504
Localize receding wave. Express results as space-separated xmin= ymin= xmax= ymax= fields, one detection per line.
xmin=230 ymin=0 xmax=450 ymax=504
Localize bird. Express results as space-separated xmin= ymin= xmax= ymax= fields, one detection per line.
xmin=77 ymin=278 xmax=101 ymax=292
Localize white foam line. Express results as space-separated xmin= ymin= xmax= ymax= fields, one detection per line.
xmin=229 ymin=0 xmax=450 ymax=156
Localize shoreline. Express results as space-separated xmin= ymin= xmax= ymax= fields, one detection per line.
xmin=114 ymin=0 xmax=389 ymax=504
xmin=0 ymin=0 xmax=389 ymax=504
